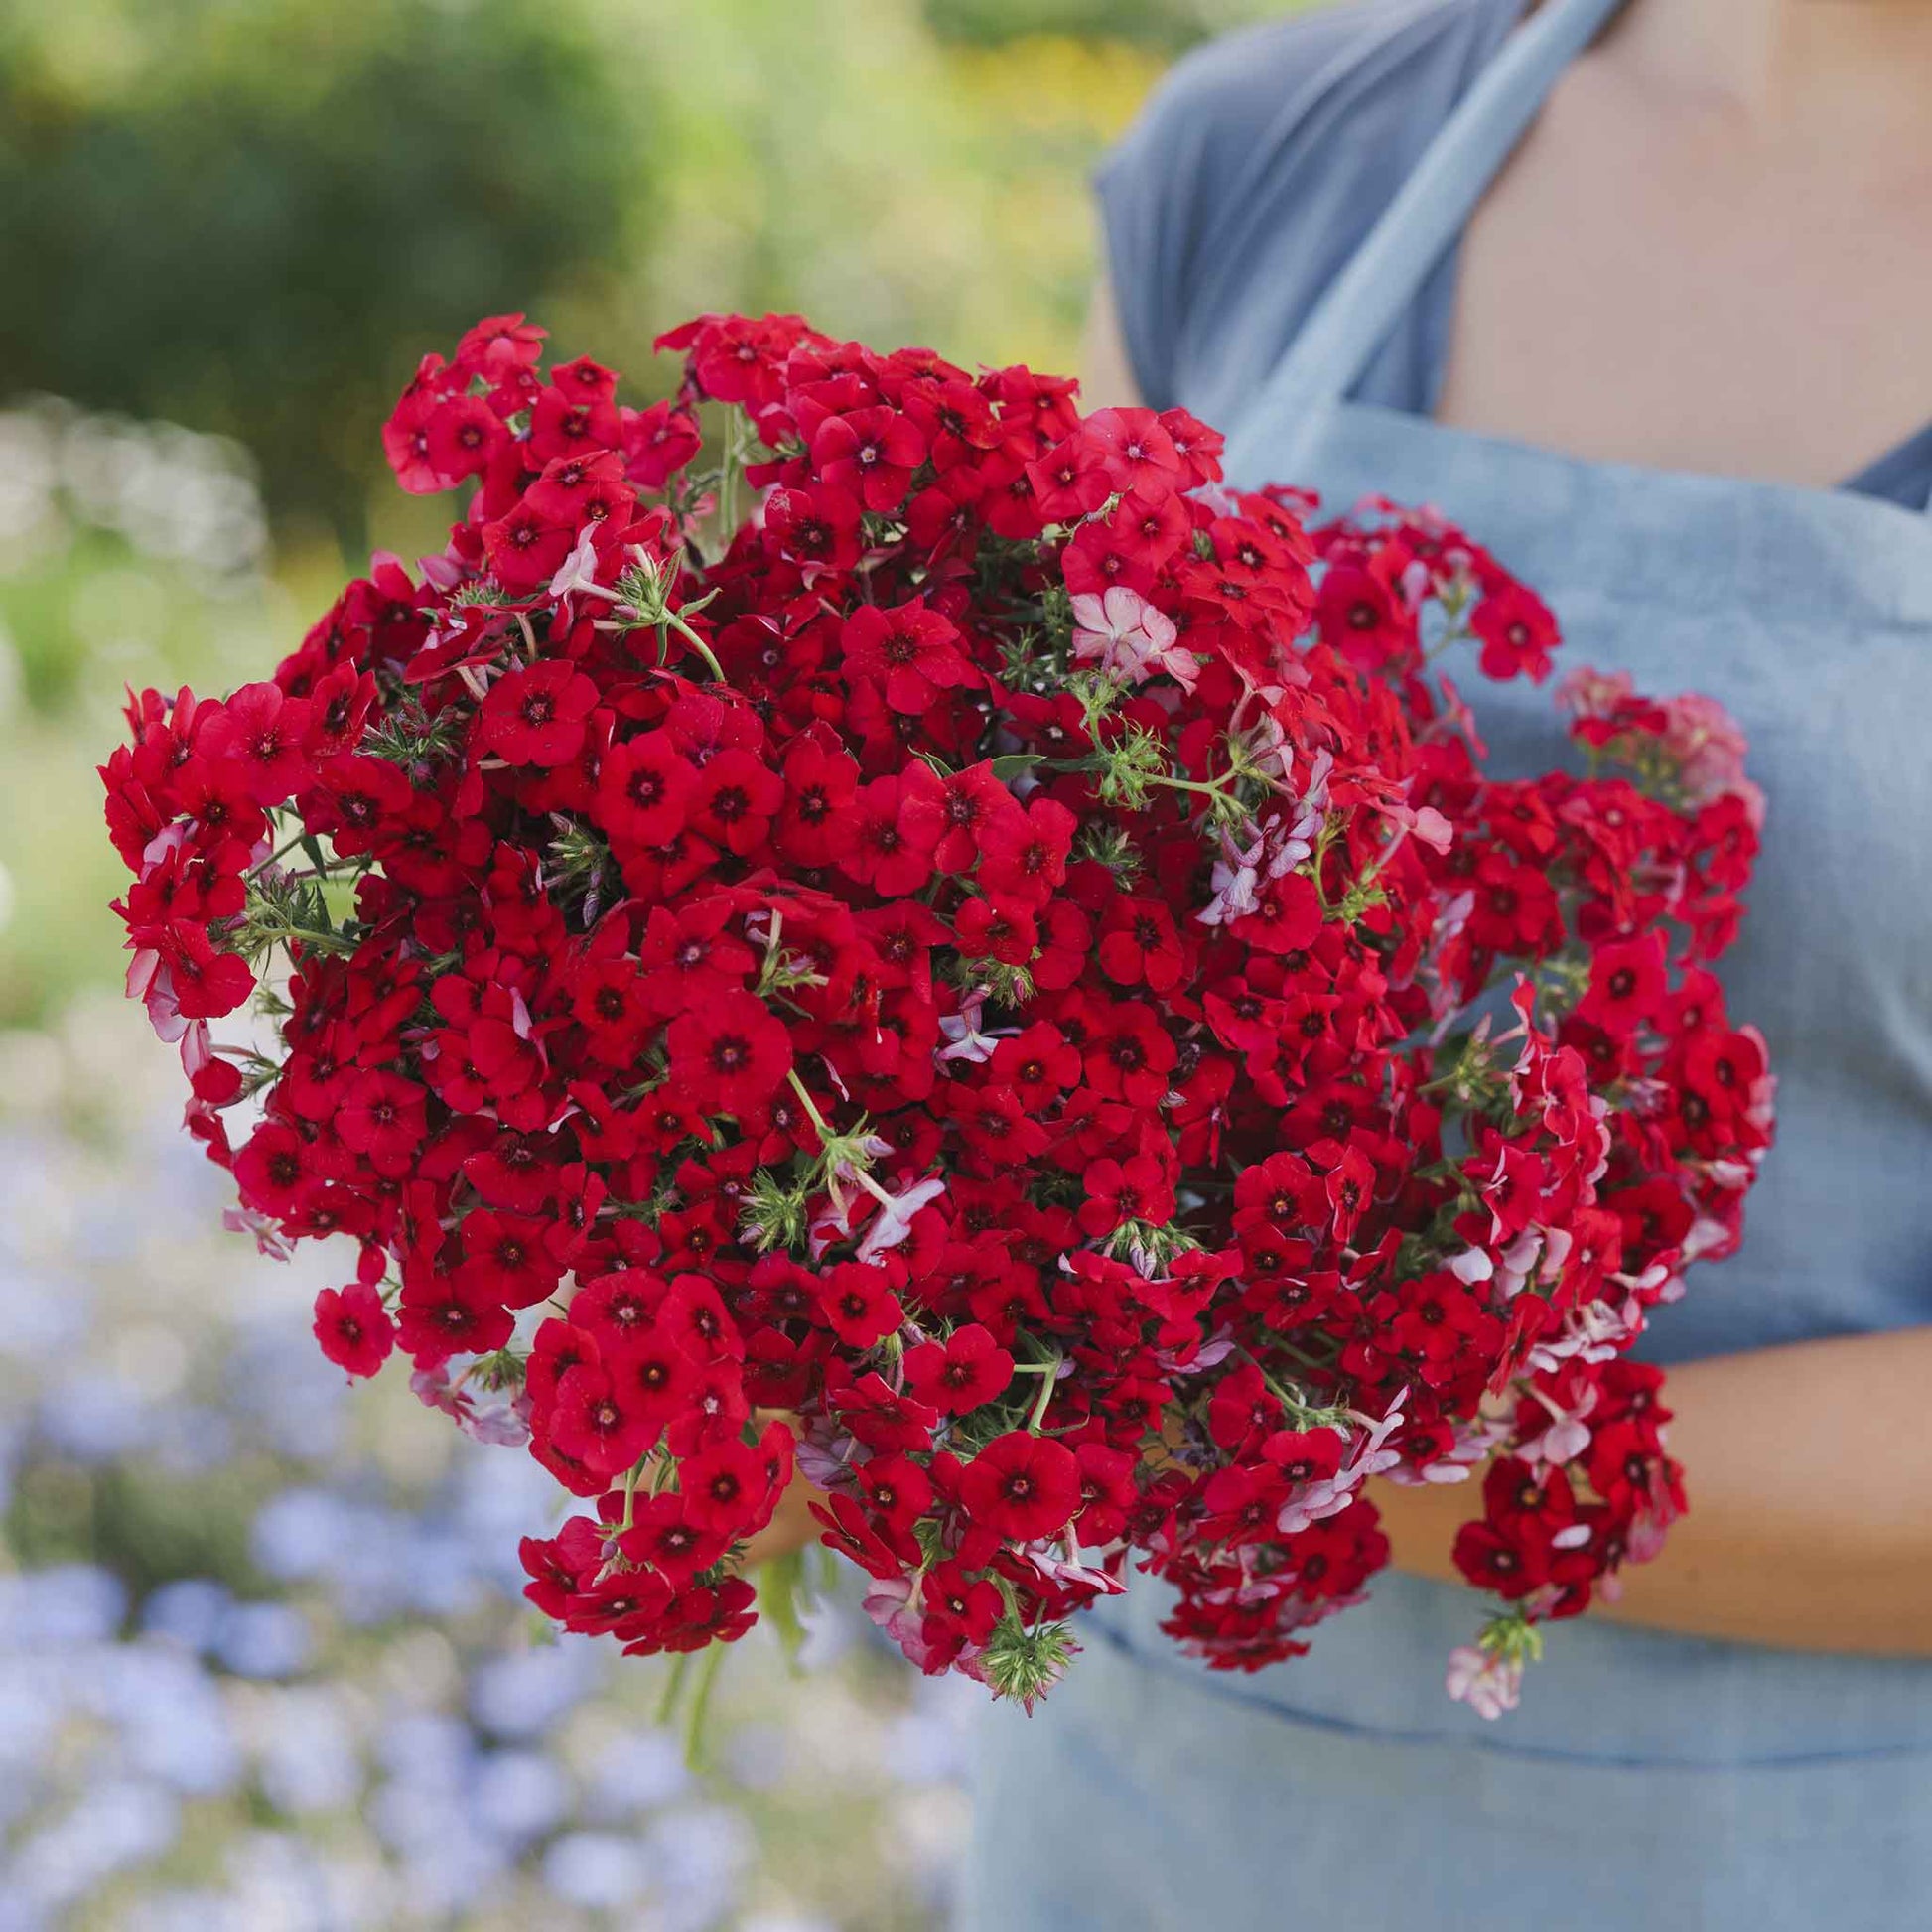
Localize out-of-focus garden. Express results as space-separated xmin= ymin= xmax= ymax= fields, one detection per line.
xmin=0 ymin=2 xmax=1288 ymax=1926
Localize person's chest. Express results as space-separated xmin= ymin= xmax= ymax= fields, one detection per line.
xmin=1433 ymin=58 xmax=1932 ymax=489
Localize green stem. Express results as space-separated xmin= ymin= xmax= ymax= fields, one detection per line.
xmin=1026 ymin=1354 xmax=1063 ymax=1434
xmin=1252 ymin=1353 xmax=1344 ymax=1425
xmin=667 ymin=611 xmax=726 ymax=683
xmin=1274 ymin=1340 xmax=1331 ymax=1374
xmin=617 ymin=1462 xmax=643 ymax=1538
xmin=250 ymin=831 xmax=309 ymax=875
xmin=785 ymin=1066 xmax=835 ymax=1141
xmin=683 ymin=1640 xmax=727 ymax=1772
xmin=249 ymin=921 xmax=357 ymax=958
xmin=655 ymin=1650 xmax=691 ymax=1728
xmin=756 ymin=1546 xmax=809 ymax=1672
xmin=716 ymin=412 xmax=744 ymax=546
xmin=1159 ymin=771 xmax=1232 ymax=800
xmin=849 ymin=1166 xmax=897 ymax=1212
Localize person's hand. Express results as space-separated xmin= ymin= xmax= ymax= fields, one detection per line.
xmin=1372 ymin=1332 xmax=1932 ymax=1655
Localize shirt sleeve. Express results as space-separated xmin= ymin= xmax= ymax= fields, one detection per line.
xmin=1093 ymin=0 xmax=1522 ymax=423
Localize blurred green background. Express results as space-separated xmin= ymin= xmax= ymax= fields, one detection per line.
xmin=0 ymin=0 xmax=1297 ymax=1035
xmin=0 ymin=3 xmax=1295 ymax=1926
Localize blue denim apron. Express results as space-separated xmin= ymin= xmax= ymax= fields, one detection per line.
xmin=964 ymin=1 xmax=1932 ymax=1924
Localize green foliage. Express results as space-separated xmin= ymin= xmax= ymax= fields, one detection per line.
xmin=924 ymin=0 xmax=1280 ymax=53
xmin=0 ymin=0 xmax=654 ymax=544
xmin=6 ymin=1455 xmax=272 ymax=1599
xmin=0 ymin=0 xmax=1307 ymax=1029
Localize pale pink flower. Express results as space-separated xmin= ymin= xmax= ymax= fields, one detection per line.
xmin=409 ymin=1363 xmax=529 ymax=1447
xmin=126 ymin=946 xmax=188 ymax=1042
xmin=937 ymin=988 xmax=1003 ymax=1064
xmin=1493 ymin=1227 xmax=1547 ymax=1300
xmin=1016 ymin=1546 xmax=1126 ymax=1596
xmin=1407 ymin=803 xmax=1455 ymax=851
xmin=1659 ymin=691 xmax=1763 ymax=823
xmin=1525 ymin=1299 xmax=1638 ymax=1375
xmin=411 ymin=1362 xmax=473 ymax=1426
xmin=1155 ymin=1327 xmax=1239 ymax=1374
xmin=1276 ymin=1465 xmax=1358 ymax=1537
xmin=1555 ymin=664 xmax=1636 ymax=721
xmin=854 ymin=1174 xmax=947 ymax=1262
xmin=1446 ymin=1643 xmax=1522 ymax=1720
xmin=862 ymin=1572 xmax=941 ymax=1670
xmin=1278 ymin=1402 xmax=1404 ymax=1534
xmin=546 ymin=525 xmax=615 ymax=606
xmin=222 ymin=1204 xmax=292 ymax=1261
xmin=1068 ymin=586 xmax=1198 ymax=691
xmin=1624 ymin=1509 xmax=1674 ymax=1566
xmin=1519 ymin=1386 xmax=1594 ymax=1468
xmin=792 ymin=1424 xmax=856 ymax=1492
xmin=417 ymin=548 xmax=467 ymax=592
xmin=807 ymin=1132 xmax=897 ymax=1244
xmin=1198 ymin=827 xmax=1266 ymax=928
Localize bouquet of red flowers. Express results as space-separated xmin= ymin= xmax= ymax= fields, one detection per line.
xmin=99 ymin=310 xmax=1770 ymax=1717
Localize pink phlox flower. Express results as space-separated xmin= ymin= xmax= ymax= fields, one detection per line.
xmin=1493 ymin=1226 xmax=1548 ymax=1300
xmin=1198 ymin=826 xmax=1266 ymax=928
xmin=854 ymin=1174 xmax=947 ymax=1264
xmin=937 ymin=988 xmax=1006 ymax=1064
xmin=546 ymin=524 xmax=619 ymax=607
xmin=1155 ymin=1326 xmax=1238 ymax=1374
xmin=1278 ymin=1401 xmax=1404 ymax=1535
xmin=127 ymin=947 xmax=188 ymax=1042
xmin=1016 ymin=1545 xmax=1126 ymax=1597
xmin=409 ymin=1362 xmax=525 ymax=1446
xmin=1519 ymin=1385 xmax=1596 ymax=1468
xmin=411 ymin=1362 xmax=474 ymax=1426
xmin=1069 ymin=586 xmax=1198 ymax=691
xmin=862 ymin=1571 xmax=945 ymax=1671
xmin=222 ymin=1204 xmax=292 ymax=1261
xmin=1446 ymin=1643 xmax=1522 ymax=1720
xmin=1389 ymin=799 xmax=1454 ymax=852
xmin=792 ymin=1423 xmax=857 ymax=1492
xmin=1525 ymin=1300 xmax=1638 ymax=1375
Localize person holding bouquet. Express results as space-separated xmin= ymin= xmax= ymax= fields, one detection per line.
xmin=962 ymin=0 xmax=1932 ymax=1925
xmin=90 ymin=0 xmax=1931 ymax=1919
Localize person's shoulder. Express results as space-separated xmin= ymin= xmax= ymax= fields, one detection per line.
xmin=1135 ymin=0 xmax=1519 ymax=157
xmin=1096 ymin=0 xmax=1522 ymax=411
xmin=1099 ymin=0 xmax=1523 ymax=274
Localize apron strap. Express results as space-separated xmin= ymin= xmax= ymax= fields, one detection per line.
xmin=1222 ymin=0 xmax=1626 ymax=484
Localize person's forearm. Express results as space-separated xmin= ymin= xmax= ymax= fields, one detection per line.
xmin=1371 ymin=1327 xmax=1932 ymax=1654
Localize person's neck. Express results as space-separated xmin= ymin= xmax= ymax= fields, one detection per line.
xmin=1602 ymin=0 xmax=1932 ymax=148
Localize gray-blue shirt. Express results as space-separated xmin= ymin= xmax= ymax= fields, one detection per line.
xmin=1096 ymin=0 xmax=1932 ymax=508
xmin=965 ymin=16 xmax=1932 ymax=1924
